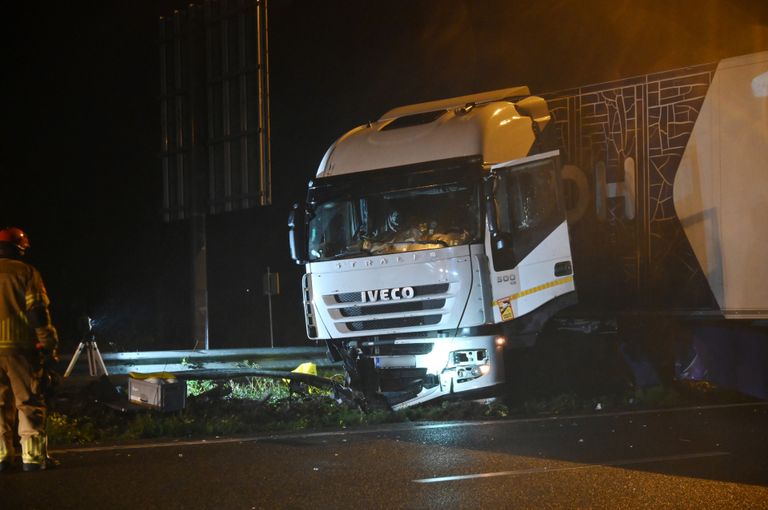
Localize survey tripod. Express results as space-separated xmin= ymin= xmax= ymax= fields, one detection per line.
xmin=64 ymin=315 xmax=108 ymax=378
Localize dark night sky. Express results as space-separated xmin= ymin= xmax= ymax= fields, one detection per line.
xmin=2 ymin=0 xmax=767 ymax=350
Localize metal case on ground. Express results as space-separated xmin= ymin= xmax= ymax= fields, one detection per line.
xmin=128 ymin=377 xmax=187 ymax=412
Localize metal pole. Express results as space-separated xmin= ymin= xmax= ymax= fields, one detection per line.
xmin=192 ymin=214 xmax=209 ymax=350
xmin=267 ymin=266 xmax=274 ymax=348
xmin=188 ymin=6 xmax=209 ymax=351
xmin=159 ymin=16 xmax=171 ymax=221
xmin=256 ymin=0 xmax=272 ymax=206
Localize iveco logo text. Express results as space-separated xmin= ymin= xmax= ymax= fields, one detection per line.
xmin=360 ymin=287 xmax=415 ymax=302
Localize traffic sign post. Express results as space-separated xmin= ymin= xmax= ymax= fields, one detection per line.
xmin=263 ymin=267 xmax=280 ymax=348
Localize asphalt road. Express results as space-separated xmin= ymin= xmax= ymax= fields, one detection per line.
xmin=2 ymin=402 xmax=767 ymax=509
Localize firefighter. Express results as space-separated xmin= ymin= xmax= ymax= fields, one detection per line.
xmin=0 ymin=227 xmax=59 ymax=472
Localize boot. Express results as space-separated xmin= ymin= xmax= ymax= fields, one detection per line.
xmin=0 ymin=439 xmax=13 ymax=472
xmin=21 ymin=435 xmax=51 ymax=471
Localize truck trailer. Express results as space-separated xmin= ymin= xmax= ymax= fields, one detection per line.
xmin=289 ymin=51 xmax=768 ymax=408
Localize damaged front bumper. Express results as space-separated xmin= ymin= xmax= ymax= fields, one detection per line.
xmin=349 ymin=335 xmax=506 ymax=410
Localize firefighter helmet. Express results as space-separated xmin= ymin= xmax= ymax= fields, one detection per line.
xmin=0 ymin=227 xmax=31 ymax=255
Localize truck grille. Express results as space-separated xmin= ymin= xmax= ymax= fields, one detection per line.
xmin=339 ymin=299 xmax=443 ymax=317
xmin=333 ymin=283 xmax=449 ymax=303
xmin=361 ymin=343 xmax=434 ymax=356
xmin=327 ymin=283 xmax=451 ymax=333
xmin=347 ymin=316 xmax=442 ymax=332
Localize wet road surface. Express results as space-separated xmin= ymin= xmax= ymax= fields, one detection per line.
xmin=2 ymin=402 xmax=767 ymax=509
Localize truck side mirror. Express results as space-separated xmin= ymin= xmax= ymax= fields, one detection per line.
xmin=484 ymin=172 xmax=517 ymax=269
xmin=288 ymin=203 xmax=308 ymax=264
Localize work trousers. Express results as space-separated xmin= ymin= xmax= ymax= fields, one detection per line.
xmin=0 ymin=352 xmax=46 ymax=455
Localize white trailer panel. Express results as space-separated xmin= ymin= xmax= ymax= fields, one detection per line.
xmin=674 ymin=51 xmax=768 ymax=318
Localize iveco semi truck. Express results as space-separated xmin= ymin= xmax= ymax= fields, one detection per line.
xmin=289 ymin=51 xmax=768 ymax=408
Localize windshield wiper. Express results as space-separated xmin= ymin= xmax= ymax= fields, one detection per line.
xmin=329 ymin=247 xmax=373 ymax=260
xmin=391 ymin=239 xmax=449 ymax=247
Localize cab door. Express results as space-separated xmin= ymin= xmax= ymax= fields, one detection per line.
xmin=484 ymin=151 xmax=575 ymax=323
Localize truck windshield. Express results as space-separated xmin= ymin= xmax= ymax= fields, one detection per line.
xmin=308 ymin=180 xmax=480 ymax=261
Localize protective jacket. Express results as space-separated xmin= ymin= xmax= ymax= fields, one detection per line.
xmin=0 ymin=253 xmax=58 ymax=468
xmin=0 ymin=257 xmax=58 ymax=353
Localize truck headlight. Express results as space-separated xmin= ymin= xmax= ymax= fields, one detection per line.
xmin=455 ymin=363 xmax=490 ymax=382
xmin=451 ymin=349 xmax=490 ymax=383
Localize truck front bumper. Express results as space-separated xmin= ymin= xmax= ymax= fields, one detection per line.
xmin=366 ymin=335 xmax=506 ymax=410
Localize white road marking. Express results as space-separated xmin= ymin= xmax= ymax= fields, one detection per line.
xmin=413 ymin=451 xmax=731 ymax=483
xmin=50 ymin=401 xmax=765 ymax=455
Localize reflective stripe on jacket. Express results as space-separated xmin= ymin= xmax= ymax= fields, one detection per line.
xmin=0 ymin=258 xmax=53 ymax=351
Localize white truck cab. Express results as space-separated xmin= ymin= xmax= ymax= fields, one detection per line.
xmin=289 ymin=87 xmax=576 ymax=408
